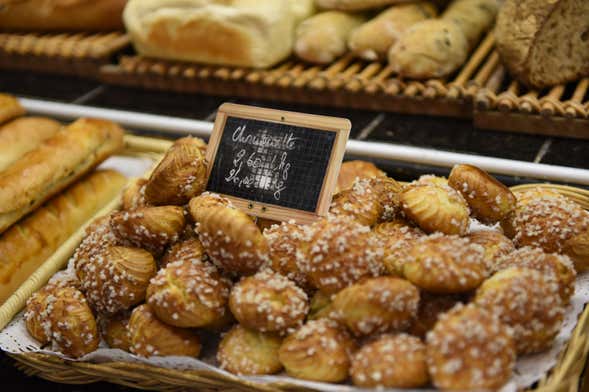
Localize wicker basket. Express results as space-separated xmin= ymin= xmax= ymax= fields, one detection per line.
xmin=0 ymin=32 xmax=130 ymax=78
xmin=1 ymin=149 xmax=589 ymax=391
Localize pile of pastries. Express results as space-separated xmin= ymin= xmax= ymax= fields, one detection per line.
xmin=25 ymin=136 xmax=589 ymax=390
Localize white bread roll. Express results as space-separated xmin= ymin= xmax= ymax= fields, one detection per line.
xmin=123 ymin=0 xmax=297 ymax=68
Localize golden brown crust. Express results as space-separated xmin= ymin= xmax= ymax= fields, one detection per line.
xmin=475 ymin=267 xmax=565 ymax=355
xmin=332 ymin=276 xmax=419 ymax=336
xmin=335 ymin=160 xmax=385 ymax=194
xmin=0 ymin=117 xmax=61 ymax=171
xmin=496 ymin=247 xmax=576 ymax=304
xmin=426 ymin=304 xmax=515 ymax=390
xmin=217 ymin=325 xmax=283 ymax=375
xmin=302 ymin=217 xmax=384 ymax=295
xmin=307 ymin=291 xmax=335 ymax=321
xmin=110 ymin=206 xmax=186 ymax=255
xmin=0 ymin=0 xmax=128 ymax=31
xmin=400 ymin=180 xmax=470 ymax=235
xmin=121 ymin=178 xmax=148 ymax=211
xmin=147 ymin=258 xmax=231 ymax=328
xmin=403 ymin=234 xmax=489 ymax=293
xmin=229 ymin=269 xmax=308 ymax=333
xmin=448 ymin=164 xmax=516 ymax=224
xmin=0 ymin=170 xmax=126 ymax=303
xmin=409 ymin=292 xmax=464 ymax=338
xmin=351 ymin=334 xmax=429 ymax=388
xmin=194 ymin=204 xmax=269 ymax=276
xmin=373 ymin=220 xmax=424 ymax=275
xmin=466 ymin=230 xmax=515 ymax=268
xmin=160 ymin=237 xmax=206 ymax=269
xmin=278 ymin=319 xmax=356 ymax=383
xmin=264 ymin=220 xmax=315 ymax=290
xmin=25 ymin=286 xmax=99 ymax=358
xmin=128 ymin=304 xmax=201 ymax=357
xmin=188 ymin=192 xmax=231 ymax=222
xmin=0 ymin=94 xmax=24 ymax=125
xmin=100 ymin=312 xmax=131 ymax=351
xmin=144 ymin=137 xmax=208 ymax=206
xmin=0 ymin=118 xmax=124 ymax=234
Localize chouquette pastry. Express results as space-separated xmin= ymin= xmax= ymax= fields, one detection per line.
xmin=373 ymin=219 xmax=424 ymax=276
xmin=128 ymin=304 xmax=201 ymax=358
xmin=217 ymin=325 xmax=283 ymax=376
xmin=159 ymin=237 xmax=207 ymax=269
xmin=475 ymin=267 xmax=565 ymax=355
xmin=409 ymin=292 xmax=464 ymax=338
xmin=278 ymin=319 xmax=356 ymax=383
xmin=334 ymin=160 xmax=385 ymax=194
xmin=466 ymin=230 xmax=515 ymax=268
xmin=351 ymin=334 xmax=429 ymax=388
xmin=229 ymin=269 xmax=308 ymax=333
xmin=427 ymin=304 xmax=516 ymax=390
xmin=307 ymin=291 xmax=335 ymax=321
xmin=120 ymin=178 xmax=149 ymax=211
xmin=99 ymin=312 xmax=131 ymax=352
xmin=332 ymin=276 xmax=419 ymax=336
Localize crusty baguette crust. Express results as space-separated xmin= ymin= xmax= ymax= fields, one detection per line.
xmin=0 ymin=170 xmax=126 ymax=304
xmin=0 ymin=117 xmax=62 ymax=172
xmin=0 ymin=0 xmax=127 ymax=31
xmin=0 ymin=94 xmax=25 ymax=125
xmin=0 ymin=118 xmax=124 ymax=234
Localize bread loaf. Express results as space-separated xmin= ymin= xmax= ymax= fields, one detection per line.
xmin=123 ymin=0 xmax=298 ymax=68
xmin=348 ymin=2 xmax=437 ymax=61
xmin=0 ymin=117 xmax=62 ymax=172
xmin=295 ymin=11 xmax=366 ymax=64
xmin=495 ymin=0 xmax=589 ymax=88
xmin=0 ymin=94 xmax=24 ymax=125
xmin=0 ymin=0 xmax=128 ymax=31
xmin=316 ymin=0 xmax=411 ymax=11
xmin=443 ymin=0 xmax=498 ymax=49
xmin=0 ymin=118 xmax=124 ymax=234
xmin=0 ymin=170 xmax=126 ymax=304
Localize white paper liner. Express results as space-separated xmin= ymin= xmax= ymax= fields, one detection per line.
xmin=0 ymin=159 xmax=587 ymax=391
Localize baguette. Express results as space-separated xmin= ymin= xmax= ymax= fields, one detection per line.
xmin=316 ymin=0 xmax=412 ymax=11
xmin=348 ymin=2 xmax=437 ymax=61
xmin=0 ymin=94 xmax=25 ymax=125
xmin=295 ymin=11 xmax=367 ymax=64
xmin=0 ymin=118 xmax=124 ymax=234
xmin=0 ymin=170 xmax=126 ymax=304
xmin=0 ymin=0 xmax=128 ymax=31
xmin=0 ymin=117 xmax=62 ymax=172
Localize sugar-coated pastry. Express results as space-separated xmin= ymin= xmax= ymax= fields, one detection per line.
xmin=330 ymin=176 xmax=401 ymax=226
xmin=564 ymin=229 xmax=589 ymax=273
xmin=147 ymin=257 xmax=231 ymax=328
xmin=121 ymin=178 xmax=149 ymax=211
xmin=403 ymin=234 xmax=488 ymax=293
xmin=448 ymin=164 xmax=516 ymax=224
xmin=351 ymin=334 xmax=429 ymax=388
xmin=278 ymin=319 xmax=356 ymax=382
xmin=303 ymin=217 xmax=384 ymax=295
xmin=373 ymin=220 xmax=424 ymax=275
xmin=426 ymin=304 xmax=516 ymax=390
xmin=256 ymin=217 xmax=280 ymax=232
xmin=99 ymin=312 xmax=131 ymax=351
xmin=217 ymin=325 xmax=283 ymax=375
xmin=502 ymin=189 xmax=589 ymax=271
xmin=332 ymin=276 xmax=419 ymax=336
xmin=467 ymin=230 xmax=515 ymax=268
xmin=128 ymin=304 xmax=201 ymax=357
xmin=335 ymin=160 xmax=385 ymax=194
xmin=193 ymin=203 xmax=269 ymax=276
xmin=400 ymin=181 xmax=470 ymax=235
xmin=25 ymin=286 xmax=99 ymax=358
xmin=188 ymin=192 xmax=231 ymax=221
xmin=413 ymin=174 xmax=449 ymax=187
xmin=264 ymin=220 xmax=315 ymax=290
xmin=475 ymin=267 xmax=565 ymax=355
xmin=229 ymin=269 xmax=309 ymax=333
xmin=76 ymin=243 xmax=157 ymax=315
xmin=110 ymin=206 xmax=186 ymax=255
xmin=409 ymin=292 xmax=464 ymax=338
xmin=307 ymin=291 xmax=335 ymax=321
xmin=160 ymin=237 xmax=206 ymax=268
xmin=144 ymin=136 xmax=208 ymax=206
xmin=496 ymin=247 xmax=576 ymax=304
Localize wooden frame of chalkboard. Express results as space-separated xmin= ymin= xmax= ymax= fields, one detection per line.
xmin=205 ymin=103 xmax=350 ymax=225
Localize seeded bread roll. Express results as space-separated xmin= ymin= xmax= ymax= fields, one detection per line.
xmin=495 ymin=0 xmax=589 ymax=88
xmin=0 ymin=117 xmax=62 ymax=172
xmin=295 ymin=11 xmax=366 ymax=64
xmin=348 ymin=2 xmax=437 ymax=61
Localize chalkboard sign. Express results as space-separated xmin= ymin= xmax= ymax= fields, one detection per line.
xmin=206 ymin=103 xmax=350 ymax=224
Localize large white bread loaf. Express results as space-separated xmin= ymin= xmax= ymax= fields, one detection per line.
xmin=123 ymin=0 xmax=302 ymax=68
xmin=495 ymin=0 xmax=589 ymax=88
